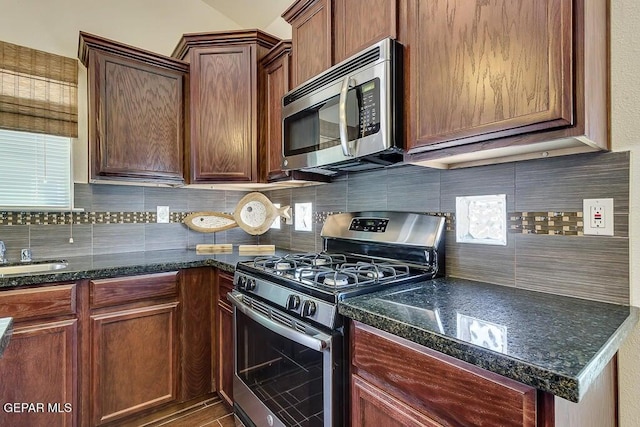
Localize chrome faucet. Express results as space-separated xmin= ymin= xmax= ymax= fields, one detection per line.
xmin=0 ymin=241 xmax=6 ymax=263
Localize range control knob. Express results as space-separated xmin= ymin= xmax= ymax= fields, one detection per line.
xmin=286 ymin=294 xmax=301 ymax=310
xmin=245 ymin=278 xmax=256 ymax=291
xmin=301 ymin=300 xmax=317 ymax=317
xmin=237 ymin=276 xmax=247 ymax=289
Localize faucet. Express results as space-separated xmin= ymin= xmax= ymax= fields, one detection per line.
xmin=0 ymin=241 xmax=6 ymax=263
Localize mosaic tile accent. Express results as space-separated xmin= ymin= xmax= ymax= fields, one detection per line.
xmin=0 ymin=210 xmax=592 ymax=236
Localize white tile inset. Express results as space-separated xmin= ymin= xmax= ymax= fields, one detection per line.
xmin=456 ymin=194 xmax=507 ymax=245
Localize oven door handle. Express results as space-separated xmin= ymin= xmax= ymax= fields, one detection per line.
xmin=228 ymin=292 xmax=332 ymax=352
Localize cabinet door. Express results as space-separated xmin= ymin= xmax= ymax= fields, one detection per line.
xmin=405 ymin=0 xmax=572 ymax=151
xmin=189 ymin=46 xmax=255 ymax=182
xmin=264 ymin=44 xmax=291 ymax=181
xmin=287 ymin=0 xmax=332 ymax=87
xmin=352 ymin=375 xmax=442 ymax=427
xmin=88 ymin=50 xmax=185 ymax=183
xmin=216 ymin=272 xmax=235 ymax=406
xmin=90 ymin=303 xmax=179 ymax=425
xmin=333 ymin=0 xmax=398 ymax=63
xmin=0 ymin=320 xmax=77 ymax=427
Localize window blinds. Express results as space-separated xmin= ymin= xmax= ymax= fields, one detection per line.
xmin=0 ymin=129 xmax=72 ymax=209
xmin=0 ymin=40 xmax=78 ymax=137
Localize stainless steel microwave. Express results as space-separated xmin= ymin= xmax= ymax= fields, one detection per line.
xmin=282 ymin=38 xmax=403 ymax=175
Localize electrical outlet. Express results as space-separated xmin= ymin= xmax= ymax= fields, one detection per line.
xmin=583 ymin=199 xmax=614 ymax=236
xmin=157 ymin=206 xmax=170 ymax=223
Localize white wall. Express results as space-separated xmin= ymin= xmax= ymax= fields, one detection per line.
xmin=611 ymin=1 xmax=640 ymax=425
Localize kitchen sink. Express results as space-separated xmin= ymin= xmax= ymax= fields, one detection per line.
xmin=0 ymin=261 xmax=68 ymax=276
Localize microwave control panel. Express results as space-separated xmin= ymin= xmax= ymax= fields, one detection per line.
xmin=359 ymin=79 xmax=381 ymax=137
xmin=349 ymin=218 xmax=389 ymax=233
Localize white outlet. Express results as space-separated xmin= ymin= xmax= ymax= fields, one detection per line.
xmin=157 ymin=206 xmax=170 ymax=223
xmin=583 ymin=199 xmax=614 ymax=236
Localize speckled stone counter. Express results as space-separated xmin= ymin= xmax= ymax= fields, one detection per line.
xmin=0 ymin=248 xmax=294 ymax=288
xmin=338 ymin=277 xmax=639 ymax=403
xmin=0 ymin=317 xmax=12 ymax=358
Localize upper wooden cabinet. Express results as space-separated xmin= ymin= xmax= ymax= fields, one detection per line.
xmin=333 ymin=0 xmax=398 ymax=63
xmin=282 ymin=0 xmax=333 ymax=88
xmin=172 ymin=31 xmax=279 ymax=183
xmin=402 ymin=0 xmax=609 ymax=168
xmin=79 ymin=32 xmax=188 ymax=184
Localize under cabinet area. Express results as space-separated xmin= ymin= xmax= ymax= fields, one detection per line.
xmin=78 ymin=32 xmax=188 ymax=184
xmin=0 ymin=284 xmax=78 ymax=427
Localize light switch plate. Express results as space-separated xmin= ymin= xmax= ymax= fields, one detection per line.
xmin=157 ymin=206 xmax=169 ymax=223
xmin=583 ymin=198 xmax=614 ymax=236
xmin=294 ymin=203 xmax=313 ymax=231
xmin=456 ymin=194 xmax=507 ymax=245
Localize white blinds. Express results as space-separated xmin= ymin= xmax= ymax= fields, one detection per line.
xmin=0 ymin=128 xmax=72 ymax=210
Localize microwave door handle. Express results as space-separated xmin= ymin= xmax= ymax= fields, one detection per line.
xmin=339 ymin=76 xmax=354 ymax=157
xmin=228 ymin=291 xmax=331 ymax=352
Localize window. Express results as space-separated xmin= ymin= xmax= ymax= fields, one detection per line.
xmin=0 ymin=129 xmax=72 ymax=210
xmin=0 ymin=40 xmax=78 ymax=210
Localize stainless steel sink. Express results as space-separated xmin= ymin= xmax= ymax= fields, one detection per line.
xmin=0 ymin=261 xmax=68 ymax=276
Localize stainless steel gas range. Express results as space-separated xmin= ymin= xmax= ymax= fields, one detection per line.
xmin=229 ymin=211 xmax=445 ymax=427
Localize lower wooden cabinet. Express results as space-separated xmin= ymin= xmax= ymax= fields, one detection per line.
xmin=0 ymin=283 xmax=78 ymax=427
xmin=90 ymin=302 xmax=179 ymax=425
xmin=215 ymin=271 xmax=235 ymax=406
xmin=350 ymin=321 xmax=542 ymax=427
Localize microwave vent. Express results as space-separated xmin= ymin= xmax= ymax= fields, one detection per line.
xmin=284 ymin=46 xmax=381 ymax=106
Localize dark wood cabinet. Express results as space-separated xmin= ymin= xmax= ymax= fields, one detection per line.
xmin=78 ymin=32 xmax=188 ymax=184
xmin=351 ymin=321 xmax=544 ymax=427
xmin=89 ymin=273 xmax=180 ymax=426
xmin=215 ymin=271 xmax=235 ymax=407
xmin=282 ymin=0 xmax=333 ymax=88
xmin=172 ymin=31 xmax=279 ymax=183
xmin=0 ymin=284 xmax=78 ymax=427
xmin=333 ymin=0 xmax=398 ymax=63
xmin=402 ymin=0 xmax=609 ymax=168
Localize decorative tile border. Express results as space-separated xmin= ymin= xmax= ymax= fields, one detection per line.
xmin=0 ymin=210 xmax=587 ymax=236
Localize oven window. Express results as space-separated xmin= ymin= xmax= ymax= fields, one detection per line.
xmin=236 ymin=311 xmax=325 ymax=427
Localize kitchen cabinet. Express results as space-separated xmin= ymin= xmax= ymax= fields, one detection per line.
xmin=0 ymin=283 xmax=78 ymax=427
xmin=402 ymin=0 xmax=609 ymax=168
xmin=89 ymin=272 xmax=180 ymax=426
xmin=282 ymin=0 xmax=332 ymax=88
xmin=351 ymin=321 xmax=544 ymax=427
xmin=172 ymin=30 xmax=279 ymax=183
xmin=78 ymin=32 xmax=188 ymax=184
xmin=333 ymin=0 xmax=398 ymax=63
xmin=215 ymin=270 xmax=234 ymax=407
xmin=351 ymin=320 xmax=619 ymax=427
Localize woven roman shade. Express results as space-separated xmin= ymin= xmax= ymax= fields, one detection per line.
xmin=0 ymin=40 xmax=78 ymax=137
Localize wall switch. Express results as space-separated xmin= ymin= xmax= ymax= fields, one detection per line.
xmin=583 ymin=199 xmax=614 ymax=236
xmin=157 ymin=206 xmax=170 ymax=223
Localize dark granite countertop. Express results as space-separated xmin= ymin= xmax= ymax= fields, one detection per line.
xmin=0 ymin=317 xmax=12 ymax=358
xmin=0 ymin=248 xmax=293 ymax=288
xmin=338 ymin=277 xmax=639 ymax=403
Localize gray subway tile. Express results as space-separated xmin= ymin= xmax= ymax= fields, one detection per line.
xmin=144 ymin=187 xmax=188 ymax=212
xmin=144 ymin=223 xmax=188 ymax=251
xmin=93 ymin=224 xmax=145 ymax=255
xmin=387 ymin=165 xmax=440 ymax=212
xmin=186 ymin=189 xmax=226 ymax=212
xmin=316 ymin=180 xmax=346 ymax=212
xmin=347 ymin=169 xmax=388 ymax=211
xmin=73 ymin=183 xmax=93 ymax=210
xmin=29 ymin=224 xmax=92 ymax=259
xmin=91 ymin=184 xmax=144 ymax=212
xmin=440 ymin=163 xmax=515 ymax=213
xmin=0 ymin=226 xmax=30 ymax=262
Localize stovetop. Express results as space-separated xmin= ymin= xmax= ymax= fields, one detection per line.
xmin=233 ymin=212 xmax=446 ymax=330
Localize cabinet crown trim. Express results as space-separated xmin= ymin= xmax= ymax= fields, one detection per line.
xmin=171 ymin=29 xmax=280 ymax=60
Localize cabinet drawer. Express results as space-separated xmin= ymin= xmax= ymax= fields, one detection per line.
xmin=351 ymin=322 xmax=536 ymax=427
xmin=90 ymin=272 xmax=178 ymax=308
xmin=0 ymin=284 xmax=76 ymax=321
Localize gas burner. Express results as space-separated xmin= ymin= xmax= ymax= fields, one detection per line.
xmin=275 ymin=262 xmax=293 ymax=271
xmin=323 ymin=273 xmax=350 ymax=287
xmin=312 ymin=258 xmax=329 ymax=266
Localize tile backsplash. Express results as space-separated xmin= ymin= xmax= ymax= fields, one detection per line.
xmin=261 ymin=151 xmax=630 ymax=305
xmin=0 ymin=151 xmax=630 ymax=305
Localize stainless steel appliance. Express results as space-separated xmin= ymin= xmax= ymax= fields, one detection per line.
xmin=281 ymin=38 xmax=403 ymax=176
xmin=230 ymin=211 xmax=445 ymax=427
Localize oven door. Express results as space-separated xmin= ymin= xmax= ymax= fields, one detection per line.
xmin=229 ymin=291 xmax=342 ymax=427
